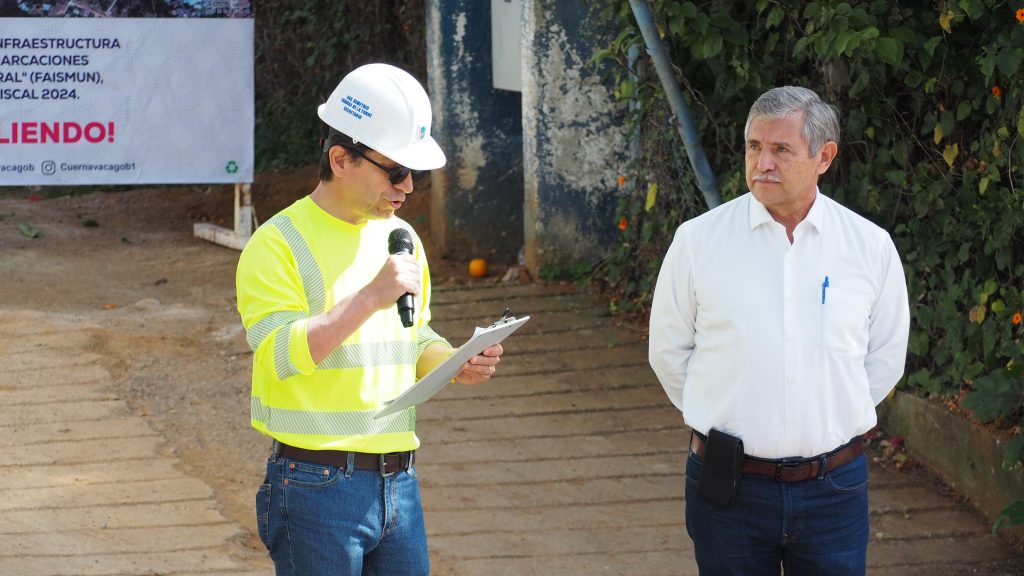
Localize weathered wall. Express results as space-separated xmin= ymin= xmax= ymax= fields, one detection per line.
xmin=522 ymin=0 xmax=627 ymax=278
xmin=426 ymin=0 xmax=524 ymax=264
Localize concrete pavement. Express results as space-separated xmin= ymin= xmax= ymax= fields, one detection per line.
xmin=419 ymin=282 xmax=1024 ymax=575
xmin=1 ymin=282 xmax=1022 ymax=575
xmin=0 ymin=310 xmax=268 ymax=575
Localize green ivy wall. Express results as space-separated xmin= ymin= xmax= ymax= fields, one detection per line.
xmin=592 ymin=0 xmax=1024 ymax=507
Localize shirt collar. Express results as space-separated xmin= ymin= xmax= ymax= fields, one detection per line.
xmin=748 ymin=189 xmax=824 ymax=233
xmin=803 ymin=189 xmax=825 ymax=233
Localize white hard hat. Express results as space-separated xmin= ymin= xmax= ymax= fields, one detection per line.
xmin=317 ymin=63 xmax=446 ymax=171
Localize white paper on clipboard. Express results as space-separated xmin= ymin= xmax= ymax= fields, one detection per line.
xmin=373 ymin=315 xmax=530 ymax=419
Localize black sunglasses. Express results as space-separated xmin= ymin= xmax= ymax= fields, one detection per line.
xmin=342 ymin=145 xmax=427 ymax=185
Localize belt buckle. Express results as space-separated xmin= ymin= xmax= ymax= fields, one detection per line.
xmin=774 ymin=461 xmax=810 ymax=482
xmin=379 ymin=453 xmax=396 ymax=477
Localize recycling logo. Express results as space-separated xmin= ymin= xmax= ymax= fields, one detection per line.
xmin=225 ymin=160 xmax=239 ymax=174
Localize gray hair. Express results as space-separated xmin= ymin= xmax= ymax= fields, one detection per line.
xmin=744 ymin=86 xmax=840 ymax=156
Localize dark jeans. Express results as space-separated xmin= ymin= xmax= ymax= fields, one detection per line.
xmin=685 ymin=450 xmax=869 ymax=575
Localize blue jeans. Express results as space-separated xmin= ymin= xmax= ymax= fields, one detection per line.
xmin=256 ymin=454 xmax=429 ymax=576
xmin=685 ymin=449 xmax=868 ymax=575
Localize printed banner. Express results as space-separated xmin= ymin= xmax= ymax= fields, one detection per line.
xmin=0 ymin=12 xmax=253 ymax=185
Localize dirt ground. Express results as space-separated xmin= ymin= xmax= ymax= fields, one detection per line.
xmin=0 ymin=166 xmax=501 ymax=559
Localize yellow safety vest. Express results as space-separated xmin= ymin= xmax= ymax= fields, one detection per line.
xmin=235 ymin=196 xmax=447 ymax=453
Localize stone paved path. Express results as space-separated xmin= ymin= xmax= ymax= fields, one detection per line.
xmin=0 ymin=310 xmax=267 ymax=576
xmin=419 ymin=283 xmax=1024 ymax=576
xmin=2 ymin=282 xmax=1022 ymax=575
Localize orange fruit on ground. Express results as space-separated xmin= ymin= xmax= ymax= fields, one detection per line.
xmin=468 ymin=258 xmax=488 ymax=278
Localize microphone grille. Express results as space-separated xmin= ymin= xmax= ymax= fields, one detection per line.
xmin=388 ymin=228 xmax=414 ymax=255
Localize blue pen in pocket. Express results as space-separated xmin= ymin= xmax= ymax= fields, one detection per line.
xmin=821 ymin=276 xmax=830 ymax=304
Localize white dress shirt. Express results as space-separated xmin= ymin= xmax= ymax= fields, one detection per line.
xmin=649 ymin=191 xmax=910 ymax=458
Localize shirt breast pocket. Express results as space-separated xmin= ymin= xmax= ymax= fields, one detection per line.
xmin=819 ymin=288 xmax=871 ymax=355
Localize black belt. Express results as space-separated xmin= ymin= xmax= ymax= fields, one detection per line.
xmin=690 ymin=432 xmax=864 ymax=482
xmin=275 ymin=442 xmax=414 ymax=477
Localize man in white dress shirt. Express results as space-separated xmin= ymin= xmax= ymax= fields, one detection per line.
xmin=649 ymin=86 xmax=910 ymax=575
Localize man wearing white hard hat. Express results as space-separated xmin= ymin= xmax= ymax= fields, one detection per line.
xmin=236 ymin=63 xmax=503 ymax=575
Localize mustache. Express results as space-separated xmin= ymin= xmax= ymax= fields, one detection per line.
xmin=752 ymin=173 xmax=781 ymax=183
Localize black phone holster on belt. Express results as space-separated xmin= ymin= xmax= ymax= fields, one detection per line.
xmin=697 ymin=428 xmax=745 ymax=508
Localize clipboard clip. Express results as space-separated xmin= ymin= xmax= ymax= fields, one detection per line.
xmin=490 ymin=307 xmax=516 ymax=327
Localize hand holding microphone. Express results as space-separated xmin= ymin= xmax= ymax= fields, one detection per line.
xmin=387 ymin=228 xmax=416 ymax=328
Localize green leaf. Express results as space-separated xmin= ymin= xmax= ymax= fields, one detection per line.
xmin=904 ymin=70 xmax=923 ymax=88
xmin=923 ymin=36 xmax=941 ymax=57
xmin=703 ymin=34 xmax=723 ymax=58
xmin=885 ymin=170 xmax=906 ymax=185
xmin=641 ymin=220 xmax=655 ymax=242
xmin=907 ymin=368 xmax=933 ymax=389
xmin=619 ymin=78 xmax=634 ymax=99
xmin=908 ymin=330 xmax=929 ymax=356
xmin=813 ymin=35 xmax=829 ymax=58
xmin=766 ymin=5 xmax=784 ymax=28
xmin=995 ymin=50 xmax=1023 ymax=77
xmin=955 ymin=102 xmax=972 ymax=121
xmin=958 ymin=0 xmax=985 ymax=20
xmin=993 ymin=500 xmax=1024 ymax=534
xmin=669 ymin=14 xmax=685 ymax=37
xmin=875 ymin=37 xmax=904 ymax=67
xmin=962 ymin=368 xmax=1024 ymax=422
xmin=957 ymin=242 xmax=970 ymax=263
xmin=940 ymin=111 xmax=956 ymax=139
xmin=981 ymin=278 xmax=998 ymax=303
xmin=17 ymin=223 xmax=39 ymax=238
xmin=979 ymin=53 xmax=996 ymax=79
xmin=860 ymin=26 xmax=880 ymax=40
xmin=1003 ymin=435 xmax=1024 ymax=469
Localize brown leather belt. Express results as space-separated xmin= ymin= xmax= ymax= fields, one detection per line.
xmin=275 ymin=442 xmax=414 ymax=477
xmin=689 ymin=432 xmax=864 ymax=483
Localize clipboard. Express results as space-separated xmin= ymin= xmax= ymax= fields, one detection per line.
xmin=373 ymin=313 xmax=530 ymax=419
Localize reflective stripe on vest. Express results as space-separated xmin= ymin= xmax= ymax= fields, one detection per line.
xmin=252 ymin=213 xmax=327 ymax=380
xmin=271 ymin=214 xmax=326 ymax=315
xmin=319 ymin=341 xmax=417 ymax=370
xmin=251 ymin=396 xmax=415 ymax=435
xmin=273 ymin=326 xmax=300 ymax=381
xmin=247 ymin=310 xmax=306 ymax=352
xmin=270 ymin=330 xmax=417 ymax=380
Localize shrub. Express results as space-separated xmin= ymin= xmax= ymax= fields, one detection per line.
xmin=592 ymin=0 xmax=1024 ymax=488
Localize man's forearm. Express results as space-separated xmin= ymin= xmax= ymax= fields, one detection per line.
xmin=306 ymin=290 xmax=378 ymax=365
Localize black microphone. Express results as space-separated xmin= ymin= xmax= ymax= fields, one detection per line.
xmin=387 ymin=228 xmax=415 ymax=328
